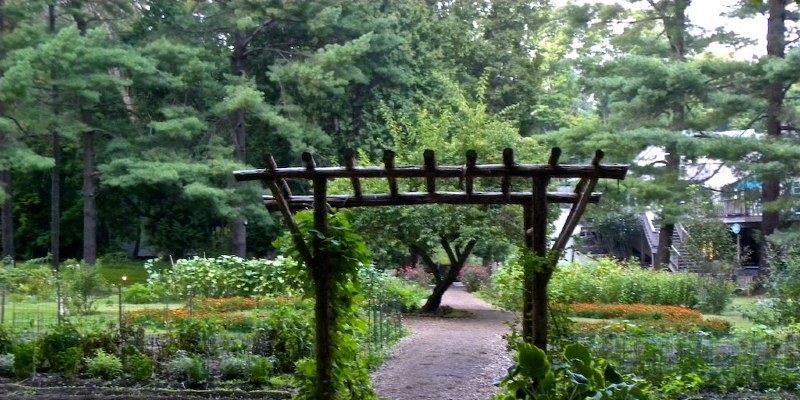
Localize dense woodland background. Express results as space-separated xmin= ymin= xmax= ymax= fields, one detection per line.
xmin=0 ymin=0 xmax=798 ymax=269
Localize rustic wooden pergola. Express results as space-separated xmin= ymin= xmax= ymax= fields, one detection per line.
xmin=234 ymin=147 xmax=628 ymax=399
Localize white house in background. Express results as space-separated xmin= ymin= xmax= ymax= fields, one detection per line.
xmin=632 ymin=130 xmax=765 ymax=271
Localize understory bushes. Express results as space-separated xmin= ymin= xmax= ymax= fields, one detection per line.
xmin=484 ymin=256 xmax=709 ymax=311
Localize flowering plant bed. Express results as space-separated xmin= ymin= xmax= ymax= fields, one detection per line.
xmin=558 ymin=303 xmax=731 ymax=334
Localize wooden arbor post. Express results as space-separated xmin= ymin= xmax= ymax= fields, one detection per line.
xmin=235 ymin=148 xmax=627 ymax=394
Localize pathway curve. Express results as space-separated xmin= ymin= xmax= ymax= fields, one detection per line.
xmin=372 ymin=285 xmax=514 ymax=400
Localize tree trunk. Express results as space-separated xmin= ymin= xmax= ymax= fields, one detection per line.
xmin=70 ymin=8 xmax=97 ymax=266
xmin=231 ymin=30 xmax=248 ymax=258
xmin=655 ymin=221 xmax=675 ymax=270
xmin=0 ymin=169 xmax=12 ymax=261
xmin=52 ymin=130 xmax=63 ymax=321
xmin=82 ymin=128 xmax=97 ymax=266
xmin=421 ymin=238 xmax=477 ymax=313
xmin=0 ymin=2 xmax=12 ymax=261
xmin=652 ymin=0 xmax=689 ymax=271
xmin=761 ymin=0 xmax=787 ymax=256
xmin=411 ymin=243 xmax=441 ymax=283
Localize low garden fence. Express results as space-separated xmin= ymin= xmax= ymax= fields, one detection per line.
xmin=576 ymin=330 xmax=800 ymax=386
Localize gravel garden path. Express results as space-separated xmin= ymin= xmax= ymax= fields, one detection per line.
xmin=372 ymin=284 xmax=515 ymax=400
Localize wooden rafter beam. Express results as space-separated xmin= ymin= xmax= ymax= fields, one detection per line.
xmin=259 ymin=191 xmax=603 ymax=211
xmin=552 ymin=149 xmax=607 ymax=253
xmin=234 ymin=163 xmax=628 ymax=181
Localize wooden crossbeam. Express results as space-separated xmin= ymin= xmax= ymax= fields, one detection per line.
xmin=235 ymin=163 xmax=627 ymax=181
xmin=259 ymin=191 xmax=603 ymax=211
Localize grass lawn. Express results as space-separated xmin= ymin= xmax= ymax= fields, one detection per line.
xmin=96 ymin=260 xmax=150 ymax=286
xmin=702 ymin=296 xmax=760 ymax=329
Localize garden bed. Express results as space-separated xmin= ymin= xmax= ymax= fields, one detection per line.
xmin=0 ymin=378 xmax=290 ymax=400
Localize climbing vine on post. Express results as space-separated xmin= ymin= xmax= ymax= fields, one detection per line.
xmin=276 ymin=211 xmax=376 ymax=400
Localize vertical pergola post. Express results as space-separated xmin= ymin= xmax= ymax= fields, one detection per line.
xmin=306 ymin=152 xmax=335 ymax=400
xmin=529 ymin=176 xmax=549 ymax=350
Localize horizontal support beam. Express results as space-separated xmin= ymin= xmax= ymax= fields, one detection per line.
xmin=235 ymin=163 xmax=628 ymax=182
xmin=260 ymin=191 xmax=603 ymax=211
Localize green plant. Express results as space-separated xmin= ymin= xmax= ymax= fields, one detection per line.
xmin=165 ymin=351 xmax=207 ymax=387
xmin=62 ymin=261 xmax=111 ymax=315
xmin=0 ymin=324 xmax=12 ymax=354
xmin=459 ymin=265 xmax=490 ymax=293
xmin=56 ymin=347 xmax=83 ymax=379
xmin=485 ymin=256 xmax=702 ymax=312
xmin=394 ymin=266 xmax=432 ymax=287
xmin=123 ymin=283 xmax=160 ymax=304
xmin=126 ymin=353 xmax=154 ymax=382
xmin=37 ymin=323 xmax=82 ymax=373
xmin=251 ymin=303 xmax=313 ymax=373
xmin=697 ymin=277 xmax=734 ymax=314
xmin=277 ymin=211 xmax=377 ymax=400
xmin=166 ymin=317 xmax=219 ymax=355
xmin=145 ymin=255 xmax=305 ymax=299
xmin=12 ymin=341 xmax=36 ymax=378
xmin=85 ymin=349 xmax=123 ymax=380
xmin=249 ymin=355 xmax=273 ymax=385
xmin=495 ymin=342 xmax=651 ymax=400
xmin=656 ymin=372 xmax=702 ymax=397
xmin=0 ymin=353 xmax=14 ymax=377
xmin=220 ymin=355 xmax=249 ymax=380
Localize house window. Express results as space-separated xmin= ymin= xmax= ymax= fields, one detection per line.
xmin=792 ymin=180 xmax=800 ymax=196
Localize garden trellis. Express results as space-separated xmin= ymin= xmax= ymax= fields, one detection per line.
xmin=234 ymin=147 xmax=627 ymax=399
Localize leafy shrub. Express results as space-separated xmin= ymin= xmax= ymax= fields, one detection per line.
xmin=394 ymin=266 xmax=432 ymax=287
xmin=57 ymin=347 xmax=83 ymax=379
xmin=166 ymin=317 xmax=219 ymax=355
xmin=80 ymin=327 xmax=119 ymax=356
xmin=486 ymin=255 xmax=700 ymax=311
xmin=495 ymin=342 xmax=650 ymax=400
xmin=37 ymin=323 xmax=82 ymax=373
xmin=123 ymin=283 xmax=160 ymax=304
xmin=459 ymin=265 xmax=489 ymax=293
xmin=0 ymin=263 xmax=55 ymax=300
xmin=220 ymin=356 xmax=249 ymax=380
xmin=62 ymin=261 xmax=111 ymax=315
xmin=165 ymin=351 xmax=207 ymax=387
xmin=0 ymin=353 xmax=14 ymax=377
xmin=249 ymin=355 xmax=273 ymax=385
xmin=85 ymin=349 xmax=123 ymax=380
xmin=696 ymin=277 xmax=734 ymax=314
xmin=12 ymin=341 xmax=36 ymax=378
xmin=359 ymin=266 xmax=427 ymax=313
xmin=145 ymin=256 xmax=304 ymax=299
xmin=126 ymin=353 xmax=154 ymax=382
xmin=0 ymin=325 xmax=12 ymax=354
xmin=251 ymin=301 xmax=313 ymax=373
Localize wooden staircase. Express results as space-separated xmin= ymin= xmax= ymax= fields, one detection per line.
xmin=642 ymin=212 xmax=696 ymax=272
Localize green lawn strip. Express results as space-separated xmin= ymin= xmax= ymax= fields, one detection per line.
xmin=97 ymin=263 xmax=149 ymax=286
xmin=702 ymin=296 xmax=760 ymax=330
